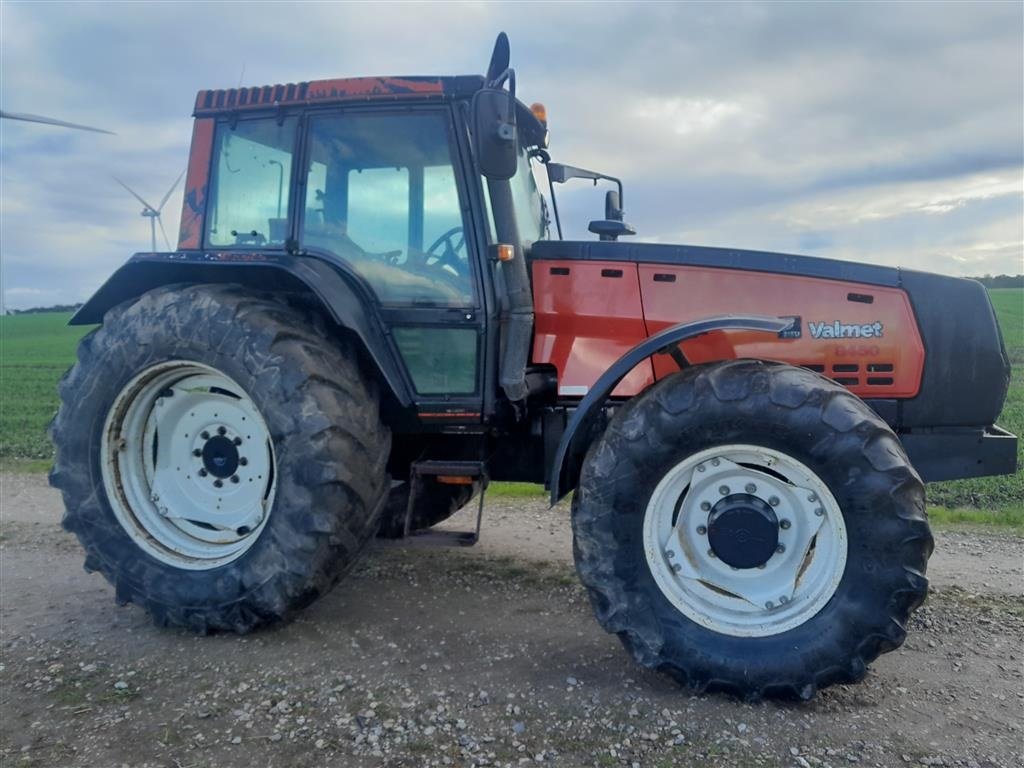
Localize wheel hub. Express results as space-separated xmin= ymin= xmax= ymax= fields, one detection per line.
xmin=101 ymin=361 xmax=276 ymax=570
xmin=201 ymin=434 xmax=239 ymax=478
xmin=707 ymin=494 xmax=779 ymax=569
xmin=643 ymin=446 xmax=848 ymax=637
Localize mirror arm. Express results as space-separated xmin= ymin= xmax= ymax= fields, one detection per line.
xmin=547 ymin=163 xmax=625 ymax=212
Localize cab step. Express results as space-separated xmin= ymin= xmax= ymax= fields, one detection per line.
xmin=400 ymin=460 xmax=487 ymax=547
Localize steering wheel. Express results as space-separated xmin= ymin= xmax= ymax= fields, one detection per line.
xmin=420 ymin=226 xmax=466 ymax=274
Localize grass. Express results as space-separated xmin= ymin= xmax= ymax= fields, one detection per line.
xmin=1 ymin=290 xmax=1020 ymax=524
xmin=0 ymin=312 xmax=92 ymax=461
xmin=927 ymin=504 xmax=1024 ymax=530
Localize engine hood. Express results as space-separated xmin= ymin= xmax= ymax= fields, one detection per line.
xmin=529 ymin=239 xmax=1011 ymax=429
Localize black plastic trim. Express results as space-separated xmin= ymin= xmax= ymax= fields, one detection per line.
xmin=899 ymin=271 xmax=1011 ymax=427
xmin=900 ymin=425 xmax=1018 ymax=482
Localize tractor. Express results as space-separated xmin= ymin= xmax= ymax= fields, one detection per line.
xmin=50 ymin=34 xmax=1016 ymax=699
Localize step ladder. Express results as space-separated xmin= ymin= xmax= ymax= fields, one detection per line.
xmin=400 ymin=459 xmax=487 ymax=547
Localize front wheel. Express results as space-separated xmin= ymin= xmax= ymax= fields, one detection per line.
xmin=572 ymin=360 xmax=933 ymax=699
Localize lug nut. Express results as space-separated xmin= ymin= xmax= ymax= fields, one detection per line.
xmin=779 ymin=596 xmax=790 ymax=604
xmin=230 ymin=475 xmax=240 ymax=484
xmin=758 ymin=563 xmax=767 ymax=569
xmin=236 ymin=526 xmax=251 ymax=536
xmin=198 ymin=468 xmax=208 ymax=477
xmin=213 ymin=479 xmax=223 ymax=488
xmin=707 ymin=549 xmax=716 ymax=558
xmin=697 ymin=525 xmax=707 ymax=535
xmin=150 ymin=493 xmax=159 ymax=502
xmin=666 ymin=550 xmax=676 ymax=559
xmin=217 ymin=426 xmax=227 ymax=436
xmin=768 ymin=496 xmax=780 ymax=506
xmin=765 ymin=601 xmax=774 ymax=609
xmin=700 ymin=501 xmax=711 ymax=511
xmin=239 ymin=457 xmax=249 ymax=466
xmin=776 ymin=544 xmax=786 ymax=554
xmin=192 ymin=448 xmax=202 ymax=457
xmin=696 ymin=464 xmax=706 ymax=473
xmin=201 ymin=431 xmax=210 ymax=440
xmin=780 ymin=519 xmax=791 ymax=530
xmin=711 ymin=458 xmax=720 ymax=467
xmin=814 ymin=507 xmax=825 ymax=517
xmin=807 ymin=493 xmax=818 ymax=502
xmin=671 ymin=563 xmax=682 ymax=573
xmin=745 ymin=483 xmax=757 ymax=494
xmin=718 ymin=485 xmax=730 ymax=496
xmin=233 ymin=436 xmax=243 ymax=446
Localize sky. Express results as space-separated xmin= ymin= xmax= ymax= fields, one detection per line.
xmin=1 ymin=1 xmax=1022 ymax=311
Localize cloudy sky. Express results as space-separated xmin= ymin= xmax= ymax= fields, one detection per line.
xmin=1 ymin=1 xmax=1021 ymax=310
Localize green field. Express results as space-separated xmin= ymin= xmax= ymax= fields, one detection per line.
xmin=2 ymin=290 xmax=1021 ymax=523
xmin=0 ymin=311 xmax=91 ymax=462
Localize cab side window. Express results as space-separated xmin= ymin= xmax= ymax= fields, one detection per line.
xmin=206 ymin=117 xmax=297 ymax=247
xmin=302 ymin=112 xmax=473 ymax=307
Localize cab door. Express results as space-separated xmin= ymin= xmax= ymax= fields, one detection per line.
xmin=298 ymin=106 xmax=488 ymax=425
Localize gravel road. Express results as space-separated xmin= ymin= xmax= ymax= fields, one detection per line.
xmin=1 ymin=473 xmax=1021 ymax=768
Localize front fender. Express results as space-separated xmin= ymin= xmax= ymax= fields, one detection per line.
xmin=72 ymin=250 xmax=414 ymax=408
xmin=549 ymin=315 xmax=789 ymax=505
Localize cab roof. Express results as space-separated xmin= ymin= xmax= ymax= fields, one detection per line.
xmin=193 ymin=75 xmax=485 ymax=117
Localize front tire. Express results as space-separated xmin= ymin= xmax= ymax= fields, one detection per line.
xmin=50 ymin=284 xmax=390 ymax=633
xmin=572 ymin=360 xmax=933 ymax=699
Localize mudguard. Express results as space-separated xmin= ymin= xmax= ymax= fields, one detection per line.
xmin=549 ymin=315 xmax=789 ymax=505
xmin=71 ymin=249 xmax=414 ymax=408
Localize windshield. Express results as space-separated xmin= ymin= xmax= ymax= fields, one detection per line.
xmin=508 ymin=149 xmax=547 ymax=249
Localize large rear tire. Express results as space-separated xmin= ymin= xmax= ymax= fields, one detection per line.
xmin=50 ymin=284 xmax=390 ymax=633
xmin=572 ymin=359 xmax=933 ymax=699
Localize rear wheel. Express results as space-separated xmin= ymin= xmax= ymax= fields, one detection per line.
xmin=572 ymin=360 xmax=933 ymax=699
xmin=50 ymin=284 xmax=390 ymax=633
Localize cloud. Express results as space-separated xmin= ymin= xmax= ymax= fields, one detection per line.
xmin=1 ymin=2 xmax=1022 ymax=310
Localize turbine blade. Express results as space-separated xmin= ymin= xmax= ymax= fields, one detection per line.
xmin=112 ymin=176 xmax=156 ymax=212
xmin=157 ymin=169 xmax=185 ymax=212
xmin=0 ymin=109 xmax=115 ymax=135
xmin=157 ymin=216 xmax=172 ymax=251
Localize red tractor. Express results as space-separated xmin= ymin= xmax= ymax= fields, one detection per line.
xmin=51 ymin=35 xmax=1015 ymax=698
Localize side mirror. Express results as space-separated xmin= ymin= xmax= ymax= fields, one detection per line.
xmin=472 ymin=88 xmax=518 ymax=180
xmin=605 ymin=189 xmax=624 ymax=222
xmin=588 ymin=189 xmax=635 ymax=241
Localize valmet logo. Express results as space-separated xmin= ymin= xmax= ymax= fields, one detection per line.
xmin=808 ymin=321 xmax=884 ymax=339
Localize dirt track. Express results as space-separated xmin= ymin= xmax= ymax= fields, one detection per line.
xmin=1 ymin=473 xmax=1022 ymax=767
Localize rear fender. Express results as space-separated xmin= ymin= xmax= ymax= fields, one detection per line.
xmin=549 ymin=315 xmax=789 ymax=505
xmin=72 ymin=250 xmax=413 ymax=408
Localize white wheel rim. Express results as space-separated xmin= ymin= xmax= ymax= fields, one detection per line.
xmin=642 ymin=444 xmax=848 ymax=638
xmin=101 ymin=361 xmax=277 ymax=570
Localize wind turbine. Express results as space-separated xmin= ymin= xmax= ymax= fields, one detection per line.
xmin=114 ymin=171 xmax=185 ymax=252
xmin=1 ymin=110 xmax=115 ymax=135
